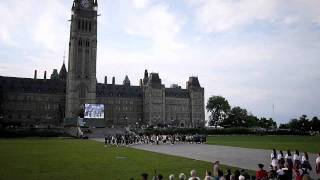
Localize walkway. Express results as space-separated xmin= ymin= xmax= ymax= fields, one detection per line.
xmin=92 ymin=139 xmax=318 ymax=178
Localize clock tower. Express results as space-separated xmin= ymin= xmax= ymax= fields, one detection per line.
xmin=66 ymin=0 xmax=98 ymax=118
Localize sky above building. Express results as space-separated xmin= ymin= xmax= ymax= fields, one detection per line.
xmin=0 ymin=0 xmax=319 ymax=123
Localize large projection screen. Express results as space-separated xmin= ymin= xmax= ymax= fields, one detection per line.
xmin=84 ymin=104 xmax=105 ymax=119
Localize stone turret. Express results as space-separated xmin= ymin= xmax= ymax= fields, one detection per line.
xmin=187 ymin=77 xmax=205 ymax=128
xmin=104 ymin=76 xmax=107 ymax=84
xmin=143 ymin=72 xmax=165 ymax=126
xmin=51 ymin=69 xmax=59 ymax=80
xmin=34 ymin=70 xmax=37 ymax=79
xmin=123 ymin=75 xmax=131 ymax=86
xmin=59 ymin=62 xmax=67 ymax=80
xmin=44 ymin=71 xmax=47 ymax=80
xmin=143 ymin=69 xmax=149 ymax=85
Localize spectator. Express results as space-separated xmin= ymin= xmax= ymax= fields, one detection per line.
xmin=141 ymin=173 xmax=148 ymax=180
xmin=224 ymin=169 xmax=232 ymax=180
xmin=213 ymin=161 xmax=223 ymax=179
xmin=204 ymin=171 xmax=213 ymax=180
xmin=234 ymin=170 xmax=240 ymax=180
xmin=293 ymin=164 xmax=303 ymax=180
xmin=240 ymin=169 xmax=249 ymax=180
xmin=229 ymin=175 xmax=235 ymax=180
xmin=256 ymin=164 xmax=268 ymax=180
xmin=277 ymin=163 xmax=292 ymax=180
xmin=302 ymin=174 xmax=311 ymax=180
xmin=316 ymin=153 xmax=320 ymax=174
xmin=188 ymin=170 xmax=200 ymax=180
xmin=158 ymin=174 xmax=163 ymax=180
xmin=179 ymin=173 xmax=186 ymax=180
xmin=268 ymin=166 xmax=277 ymax=180
xmin=238 ymin=175 xmax=245 ymax=180
xmin=169 ymin=174 xmax=175 ymax=180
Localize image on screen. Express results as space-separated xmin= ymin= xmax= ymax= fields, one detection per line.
xmin=84 ymin=104 xmax=104 ymax=119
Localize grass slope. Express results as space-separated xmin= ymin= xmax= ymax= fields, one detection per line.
xmin=207 ymin=135 xmax=320 ymax=153
xmin=0 ymin=138 xmax=246 ymax=180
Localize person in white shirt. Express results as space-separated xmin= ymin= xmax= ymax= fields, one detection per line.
xmin=169 ymin=174 xmax=175 ymax=180
xmin=285 ymin=150 xmax=293 ymax=170
xmin=285 ymin=150 xmax=292 ymax=160
xmin=301 ymin=152 xmax=312 ymax=172
xmin=277 ymin=150 xmax=285 ymax=168
xmin=188 ymin=170 xmax=200 ymax=180
xmin=271 ymin=149 xmax=278 ymax=169
xmin=293 ymin=149 xmax=301 ymax=170
xmin=316 ymin=153 xmax=320 ymax=174
xmin=179 ymin=173 xmax=186 ymax=180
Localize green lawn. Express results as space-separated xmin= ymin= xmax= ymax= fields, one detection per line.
xmin=0 ymin=138 xmax=247 ymax=180
xmin=207 ymin=135 xmax=320 ymax=153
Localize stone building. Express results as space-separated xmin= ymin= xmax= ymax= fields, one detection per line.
xmin=0 ymin=0 xmax=205 ymax=129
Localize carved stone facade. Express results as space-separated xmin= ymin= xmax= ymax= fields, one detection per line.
xmin=0 ymin=0 xmax=205 ymax=128
xmin=66 ymin=0 xmax=98 ymax=118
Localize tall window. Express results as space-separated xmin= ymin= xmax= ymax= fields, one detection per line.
xmin=79 ymin=84 xmax=86 ymax=98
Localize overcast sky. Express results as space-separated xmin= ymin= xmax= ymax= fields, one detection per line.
xmin=0 ymin=0 xmax=319 ymax=123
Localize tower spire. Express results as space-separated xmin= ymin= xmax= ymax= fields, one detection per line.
xmin=63 ymin=51 xmax=66 ymax=64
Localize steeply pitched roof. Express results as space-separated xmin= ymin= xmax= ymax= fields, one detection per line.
xmin=96 ymin=83 xmax=143 ymax=98
xmin=59 ymin=63 xmax=67 ymax=80
xmin=0 ymin=76 xmax=66 ymax=94
xmin=123 ymin=75 xmax=130 ymax=86
xmin=165 ymin=88 xmax=189 ymax=98
xmin=187 ymin=77 xmax=201 ymax=87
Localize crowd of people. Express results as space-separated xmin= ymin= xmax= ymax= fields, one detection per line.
xmin=138 ymin=161 xmax=254 ymax=180
xmin=103 ymin=135 xmax=320 ymax=180
xmin=268 ymin=149 xmax=320 ymax=180
xmin=135 ymin=151 xmax=320 ymax=180
xmin=104 ymin=134 xmax=207 ymax=146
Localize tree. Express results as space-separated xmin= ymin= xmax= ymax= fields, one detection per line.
xmin=288 ymin=118 xmax=300 ymax=130
xmin=206 ymin=96 xmax=230 ymax=127
xmin=222 ymin=106 xmax=248 ymax=127
xmin=279 ymin=123 xmax=290 ymax=129
xmin=258 ymin=117 xmax=277 ymax=131
xmin=310 ymin=116 xmax=320 ymax=131
xmin=246 ymin=114 xmax=259 ymax=128
xmin=298 ymin=115 xmax=310 ymax=131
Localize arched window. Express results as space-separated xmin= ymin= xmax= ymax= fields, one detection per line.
xmin=85 ymin=21 xmax=88 ymax=31
xmin=82 ymin=20 xmax=85 ymax=30
xmin=78 ymin=19 xmax=81 ymax=30
xmin=89 ymin=22 xmax=92 ymax=32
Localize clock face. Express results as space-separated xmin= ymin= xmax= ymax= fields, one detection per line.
xmin=80 ymin=0 xmax=90 ymax=8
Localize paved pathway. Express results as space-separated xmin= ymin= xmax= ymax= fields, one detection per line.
xmin=92 ymin=139 xmax=318 ymax=179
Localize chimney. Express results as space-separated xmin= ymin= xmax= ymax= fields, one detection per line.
xmin=139 ymin=79 xmax=143 ymax=87
xmin=34 ymin=70 xmax=37 ymax=79
xmin=112 ymin=77 xmax=115 ymax=85
xmin=104 ymin=76 xmax=107 ymax=84
xmin=44 ymin=71 xmax=47 ymax=80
